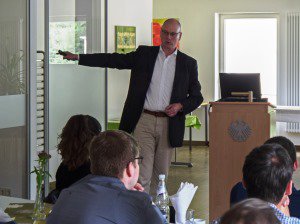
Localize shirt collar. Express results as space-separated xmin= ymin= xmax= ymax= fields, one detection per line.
xmin=159 ymin=46 xmax=178 ymax=57
xmin=268 ymin=203 xmax=287 ymax=217
xmin=269 ymin=203 xmax=279 ymax=210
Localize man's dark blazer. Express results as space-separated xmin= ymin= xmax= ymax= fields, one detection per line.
xmin=79 ymin=46 xmax=203 ymax=147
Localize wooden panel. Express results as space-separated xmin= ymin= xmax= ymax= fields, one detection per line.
xmin=209 ymin=102 xmax=273 ymax=221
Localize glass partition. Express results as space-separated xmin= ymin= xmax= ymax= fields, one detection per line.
xmin=0 ymin=0 xmax=28 ymax=197
xmin=48 ymin=0 xmax=106 ymax=188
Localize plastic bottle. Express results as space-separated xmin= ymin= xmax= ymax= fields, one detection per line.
xmin=155 ymin=174 xmax=170 ymax=224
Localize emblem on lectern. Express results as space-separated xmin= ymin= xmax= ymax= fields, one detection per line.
xmin=228 ymin=120 xmax=252 ymax=142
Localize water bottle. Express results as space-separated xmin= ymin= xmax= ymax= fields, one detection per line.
xmin=155 ymin=174 xmax=170 ymax=224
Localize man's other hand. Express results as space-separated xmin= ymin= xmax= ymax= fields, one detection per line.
xmin=165 ymin=103 xmax=183 ymax=117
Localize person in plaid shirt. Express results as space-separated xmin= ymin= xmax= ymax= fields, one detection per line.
xmin=220 ymin=198 xmax=280 ymax=224
xmin=212 ymin=143 xmax=300 ymax=224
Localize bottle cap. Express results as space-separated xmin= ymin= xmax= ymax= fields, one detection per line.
xmin=159 ymin=174 xmax=165 ymax=180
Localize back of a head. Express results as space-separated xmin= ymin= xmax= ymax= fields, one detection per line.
xmin=58 ymin=114 xmax=102 ymax=170
xmin=264 ymin=136 xmax=296 ymax=164
xmin=89 ymin=130 xmax=140 ymax=178
xmin=85 ymin=115 xmax=102 ymax=135
xmin=243 ymin=144 xmax=293 ymax=204
xmin=220 ymin=198 xmax=280 ymax=224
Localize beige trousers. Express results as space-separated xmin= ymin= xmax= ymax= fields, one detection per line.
xmin=133 ymin=112 xmax=174 ymax=196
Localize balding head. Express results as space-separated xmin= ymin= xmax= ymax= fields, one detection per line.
xmin=160 ymin=18 xmax=182 ymax=56
xmin=162 ymin=18 xmax=181 ymax=31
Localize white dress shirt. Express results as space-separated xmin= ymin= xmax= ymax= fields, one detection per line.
xmin=144 ymin=47 xmax=177 ymax=111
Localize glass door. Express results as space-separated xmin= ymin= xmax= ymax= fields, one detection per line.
xmin=47 ymin=0 xmax=106 ymax=189
xmin=0 ymin=0 xmax=28 ymax=198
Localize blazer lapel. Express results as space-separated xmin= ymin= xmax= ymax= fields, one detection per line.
xmin=170 ymin=50 xmax=183 ymax=102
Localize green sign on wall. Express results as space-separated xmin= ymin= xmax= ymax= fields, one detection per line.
xmin=115 ymin=26 xmax=136 ymax=54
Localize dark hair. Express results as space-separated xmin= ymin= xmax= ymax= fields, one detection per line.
xmin=220 ymin=198 xmax=280 ymax=224
xmin=89 ymin=130 xmax=140 ymax=178
xmin=243 ymin=144 xmax=293 ymax=204
xmin=57 ymin=114 xmax=101 ymax=171
xmin=265 ymin=136 xmax=296 ymax=164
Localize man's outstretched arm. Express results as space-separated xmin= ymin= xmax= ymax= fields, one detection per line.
xmin=57 ymin=48 xmax=142 ymax=70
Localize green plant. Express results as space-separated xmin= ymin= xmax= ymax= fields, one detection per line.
xmin=31 ymin=151 xmax=52 ymax=190
xmin=31 ymin=151 xmax=51 ymax=220
xmin=0 ymin=46 xmax=25 ymax=95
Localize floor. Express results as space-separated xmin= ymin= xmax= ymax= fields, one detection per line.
xmin=167 ymin=147 xmax=300 ymax=223
xmin=168 ymin=146 xmax=209 ymax=222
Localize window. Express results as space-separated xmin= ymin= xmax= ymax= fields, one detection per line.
xmin=217 ymin=14 xmax=278 ymax=104
xmin=49 ymin=18 xmax=87 ymax=64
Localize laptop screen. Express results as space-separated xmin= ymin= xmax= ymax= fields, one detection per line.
xmin=219 ymin=73 xmax=262 ymax=99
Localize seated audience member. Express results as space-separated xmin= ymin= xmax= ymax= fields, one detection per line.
xmin=45 ymin=114 xmax=101 ymax=203
xmin=230 ymin=136 xmax=300 ymax=218
xmin=220 ymin=198 xmax=280 ymax=224
xmin=212 ymin=144 xmax=299 ymax=224
xmin=242 ymin=144 xmax=300 ymax=223
xmin=47 ymin=130 xmax=164 ymax=224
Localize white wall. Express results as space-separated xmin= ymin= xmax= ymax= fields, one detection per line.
xmin=153 ymin=0 xmax=300 ymax=143
xmin=0 ymin=0 xmax=26 ymax=18
xmin=107 ymin=0 xmax=153 ymax=119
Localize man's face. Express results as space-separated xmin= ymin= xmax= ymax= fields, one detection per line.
xmin=160 ymin=21 xmax=182 ymax=51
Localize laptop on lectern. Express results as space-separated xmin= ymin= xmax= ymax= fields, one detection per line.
xmin=219 ymin=73 xmax=265 ymax=102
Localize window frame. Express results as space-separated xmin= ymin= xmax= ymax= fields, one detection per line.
xmin=215 ymin=13 xmax=280 ymax=102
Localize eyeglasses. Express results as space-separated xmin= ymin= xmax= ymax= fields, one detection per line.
xmin=134 ymin=156 xmax=144 ymax=165
xmin=161 ymin=29 xmax=181 ymax=38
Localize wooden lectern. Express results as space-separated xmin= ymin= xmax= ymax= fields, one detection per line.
xmin=209 ymin=102 xmax=275 ymax=221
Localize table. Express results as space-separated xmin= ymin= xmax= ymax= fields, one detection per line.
xmin=0 ymin=196 xmax=51 ymax=224
xmin=107 ymin=119 xmax=120 ymax=130
xmin=0 ymin=196 xmax=33 ymax=210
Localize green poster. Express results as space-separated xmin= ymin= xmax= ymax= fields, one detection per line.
xmin=115 ymin=26 xmax=136 ymax=53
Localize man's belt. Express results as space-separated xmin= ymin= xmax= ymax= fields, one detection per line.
xmin=143 ymin=109 xmax=168 ymax=117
